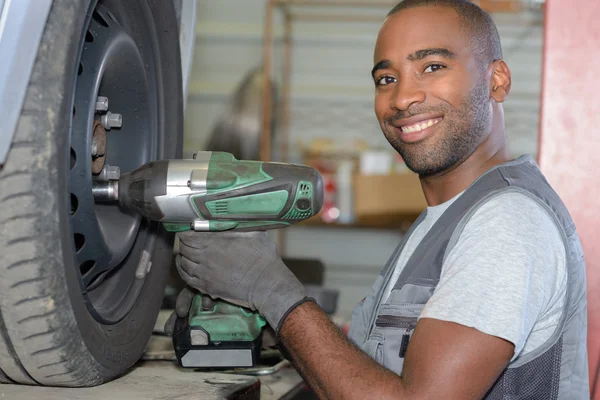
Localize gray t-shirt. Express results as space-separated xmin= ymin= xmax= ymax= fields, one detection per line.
xmin=382 ymin=191 xmax=567 ymax=361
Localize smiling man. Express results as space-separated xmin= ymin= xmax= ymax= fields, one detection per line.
xmin=166 ymin=1 xmax=589 ymax=399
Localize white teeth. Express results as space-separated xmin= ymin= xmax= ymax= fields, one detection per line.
xmin=400 ymin=118 xmax=440 ymax=133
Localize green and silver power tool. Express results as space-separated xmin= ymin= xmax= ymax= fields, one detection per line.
xmin=95 ymin=151 xmax=323 ymax=368
xmin=114 ymin=150 xmax=323 ymax=232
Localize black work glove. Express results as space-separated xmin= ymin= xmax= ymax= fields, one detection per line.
xmin=164 ymin=287 xmax=195 ymax=336
xmin=164 ymin=231 xmax=314 ymax=335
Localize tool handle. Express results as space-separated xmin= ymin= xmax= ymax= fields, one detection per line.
xmin=191 ymin=159 xmax=323 ymax=231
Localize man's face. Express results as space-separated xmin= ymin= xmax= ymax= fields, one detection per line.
xmin=373 ymin=6 xmax=493 ymax=177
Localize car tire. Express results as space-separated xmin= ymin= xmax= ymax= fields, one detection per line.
xmin=0 ymin=0 xmax=183 ymax=387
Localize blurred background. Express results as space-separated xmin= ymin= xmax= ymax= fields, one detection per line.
xmin=181 ymin=0 xmax=546 ymax=319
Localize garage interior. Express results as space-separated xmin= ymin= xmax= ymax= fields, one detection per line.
xmin=0 ymin=0 xmax=598 ymax=399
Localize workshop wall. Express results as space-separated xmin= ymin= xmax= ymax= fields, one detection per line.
xmin=184 ymin=0 xmax=544 ymax=318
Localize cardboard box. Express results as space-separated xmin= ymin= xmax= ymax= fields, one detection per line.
xmin=353 ymin=173 xmax=426 ymax=221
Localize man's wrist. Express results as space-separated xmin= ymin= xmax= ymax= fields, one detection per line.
xmin=275 ymin=296 xmax=317 ymax=335
xmin=275 ymin=298 xmax=319 ymax=362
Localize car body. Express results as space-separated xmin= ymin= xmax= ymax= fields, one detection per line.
xmin=0 ymin=0 xmax=196 ymax=166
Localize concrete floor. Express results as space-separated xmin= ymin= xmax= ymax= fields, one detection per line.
xmin=0 ymin=360 xmax=305 ymax=399
xmin=0 ymin=311 xmax=307 ymax=399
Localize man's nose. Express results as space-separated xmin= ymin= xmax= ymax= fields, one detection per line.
xmin=390 ymin=79 xmax=426 ymax=111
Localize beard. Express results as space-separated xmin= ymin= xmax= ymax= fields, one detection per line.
xmin=382 ymin=81 xmax=492 ymax=177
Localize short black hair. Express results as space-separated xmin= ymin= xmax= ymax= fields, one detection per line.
xmin=387 ymin=0 xmax=502 ymax=65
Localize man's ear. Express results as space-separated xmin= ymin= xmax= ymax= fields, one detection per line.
xmin=490 ymin=60 xmax=512 ymax=103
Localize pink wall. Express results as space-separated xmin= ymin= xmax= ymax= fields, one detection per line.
xmin=537 ymin=1 xmax=600 ymax=396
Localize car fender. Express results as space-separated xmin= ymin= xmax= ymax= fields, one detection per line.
xmin=174 ymin=0 xmax=197 ymax=111
xmin=0 ymin=0 xmax=53 ymax=166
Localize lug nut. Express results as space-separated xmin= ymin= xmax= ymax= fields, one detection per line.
xmin=91 ymin=140 xmax=98 ymax=157
xmin=105 ymin=165 xmax=120 ymax=180
xmin=97 ymin=164 xmax=121 ymax=181
xmin=95 ymin=96 xmax=109 ymax=112
xmin=101 ymin=112 xmax=122 ymax=130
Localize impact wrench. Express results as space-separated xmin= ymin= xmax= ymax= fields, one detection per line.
xmin=93 ymin=151 xmax=324 ymax=368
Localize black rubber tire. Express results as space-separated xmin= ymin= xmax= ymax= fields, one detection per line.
xmin=0 ymin=0 xmax=183 ymax=387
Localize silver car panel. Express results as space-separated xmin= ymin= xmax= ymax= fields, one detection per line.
xmin=0 ymin=0 xmax=53 ymax=165
xmin=176 ymin=0 xmax=197 ymax=110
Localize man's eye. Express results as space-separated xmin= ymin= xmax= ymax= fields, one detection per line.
xmin=376 ymin=76 xmax=396 ymax=86
xmin=424 ymin=64 xmax=445 ymax=73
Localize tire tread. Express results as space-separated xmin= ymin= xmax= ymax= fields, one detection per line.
xmin=7 ymin=257 xmax=44 ymax=270
xmin=0 ymin=0 xmax=91 ymax=386
xmin=37 ymin=360 xmax=67 ymax=370
xmin=30 ymin=343 xmax=67 ymax=357
xmin=0 ymin=0 xmax=182 ymax=387
xmin=23 ymin=328 xmax=59 ymax=341
xmin=7 ymin=236 xmax=39 ymax=246
xmin=9 ymin=140 xmax=40 ymax=148
xmin=0 ymin=171 xmax=31 ymax=180
xmin=0 ymin=311 xmax=37 ymax=385
xmin=0 ymin=192 xmax=35 ymax=203
xmin=9 ymin=277 xmax=49 ymax=289
xmin=13 ymin=295 xmax=52 ymax=307
xmin=17 ymin=311 xmax=58 ymax=325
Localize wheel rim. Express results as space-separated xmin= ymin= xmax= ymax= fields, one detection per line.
xmin=70 ymin=4 xmax=159 ymax=324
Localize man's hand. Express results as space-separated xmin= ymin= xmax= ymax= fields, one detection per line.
xmin=171 ymin=230 xmax=312 ymax=332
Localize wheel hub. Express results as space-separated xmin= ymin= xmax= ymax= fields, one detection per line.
xmin=69 ymin=4 xmax=159 ymax=324
xmin=91 ymin=120 xmax=107 ymax=174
